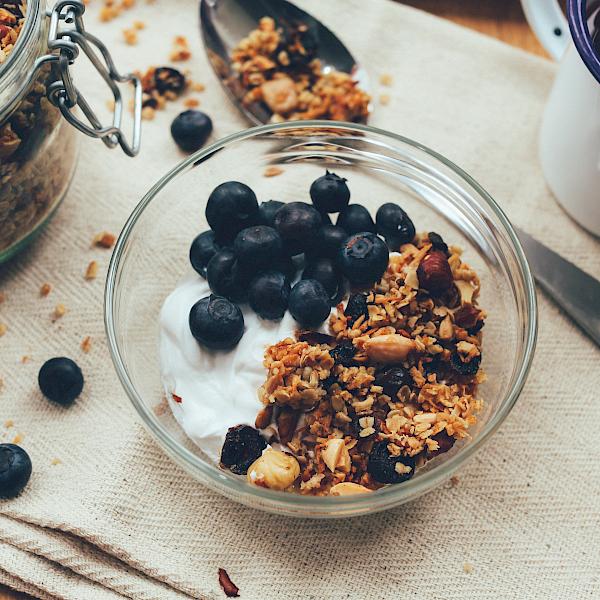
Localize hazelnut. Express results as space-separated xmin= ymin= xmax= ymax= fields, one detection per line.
xmin=329 ymin=482 xmax=373 ymax=496
xmin=321 ymin=438 xmax=351 ymax=473
xmin=363 ymin=334 xmax=415 ymax=363
xmin=247 ymin=449 xmax=300 ymax=490
xmin=261 ymin=77 xmax=298 ymax=114
xmin=417 ymin=250 xmax=453 ymax=295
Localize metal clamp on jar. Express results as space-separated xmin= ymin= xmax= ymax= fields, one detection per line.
xmin=0 ymin=0 xmax=142 ymax=262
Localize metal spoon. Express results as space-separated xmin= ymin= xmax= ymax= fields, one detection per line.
xmin=199 ymin=0 xmax=371 ymax=125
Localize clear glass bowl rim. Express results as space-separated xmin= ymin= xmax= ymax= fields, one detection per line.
xmin=104 ymin=120 xmax=538 ymax=513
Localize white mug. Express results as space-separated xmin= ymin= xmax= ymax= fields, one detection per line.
xmin=522 ymin=0 xmax=600 ymax=236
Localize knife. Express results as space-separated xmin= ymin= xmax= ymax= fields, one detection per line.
xmin=516 ymin=227 xmax=600 ymax=348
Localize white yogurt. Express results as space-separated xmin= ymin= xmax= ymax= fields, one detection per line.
xmin=159 ymin=272 xmax=325 ymax=462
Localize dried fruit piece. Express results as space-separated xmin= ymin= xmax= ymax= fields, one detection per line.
xmin=218 ymin=568 xmax=240 ymax=598
xmin=374 ymin=365 xmax=410 ymax=397
xmin=254 ymin=405 xmax=273 ymax=430
xmin=276 ymin=407 xmax=299 ymax=445
xmin=417 ymin=250 xmax=453 ymax=296
xmin=363 ymin=334 xmax=415 ymax=363
xmin=367 ymin=441 xmax=415 ymax=484
xmin=329 ymin=482 xmax=373 ymax=496
xmin=247 ymin=449 xmax=300 ymax=490
xmin=329 ymin=340 xmax=357 ymax=367
xmin=344 ymin=293 xmax=369 ymax=324
xmin=220 ymin=425 xmax=266 ymax=475
xmin=427 ymin=430 xmax=455 ymax=457
xmin=450 ymin=351 xmax=481 ymax=377
xmin=428 ymin=232 xmax=449 ymax=255
xmin=261 ymin=77 xmax=298 ymax=114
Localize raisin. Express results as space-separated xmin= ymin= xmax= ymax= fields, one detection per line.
xmin=427 ymin=430 xmax=455 ymax=457
xmin=154 ymin=67 xmax=186 ymax=94
xmin=367 ymin=441 xmax=416 ymax=484
xmin=220 ymin=425 xmax=266 ymax=475
xmin=321 ymin=374 xmax=338 ymax=390
xmin=374 ymin=366 xmax=410 ymax=398
xmin=467 ymin=320 xmax=485 ymax=336
xmin=344 ymin=293 xmax=369 ymax=324
xmin=450 ymin=351 xmax=481 ymax=377
xmin=329 ymin=341 xmax=356 ymax=366
xmin=428 ymin=232 xmax=449 ymax=255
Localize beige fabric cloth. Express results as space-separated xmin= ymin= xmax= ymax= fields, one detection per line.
xmin=1 ymin=0 xmax=599 ymax=598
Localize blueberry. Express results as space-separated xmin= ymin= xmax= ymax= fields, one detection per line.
xmin=206 ymin=249 xmax=249 ymax=302
xmin=0 ymin=444 xmax=32 ymax=498
xmin=273 ymin=201 xmax=322 ymax=256
xmin=220 ymin=425 xmax=266 ymax=475
xmin=309 ymin=170 xmax=351 ymax=213
xmin=344 ymin=293 xmax=369 ymax=324
xmin=206 ymin=182 xmax=259 ymax=243
xmin=258 ymin=200 xmax=284 ymax=227
xmin=329 ymin=340 xmax=356 ymax=367
xmin=450 ymin=351 xmax=481 ymax=377
xmin=233 ymin=225 xmax=283 ymax=273
xmin=248 ymin=271 xmax=290 ymax=320
xmin=154 ymin=67 xmax=186 ymax=94
xmin=38 ymin=357 xmax=84 ymax=406
xmin=367 ymin=440 xmax=416 ymax=484
xmin=189 ymin=294 xmax=244 ymax=350
xmin=427 ymin=430 xmax=455 ymax=457
xmin=189 ymin=230 xmax=219 ymax=278
xmin=288 ymin=279 xmax=330 ymax=327
xmin=375 ymin=203 xmax=415 ymax=246
xmin=337 ymin=232 xmax=389 ymax=285
xmin=302 ymin=257 xmax=342 ymax=299
xmin=307 ymin=224 xmax=347 ymax=260
xmin=374 ymin=366 xmax=410 ymax=398
xmin=171 ymin=110 xmax=213 ymax=153
xmin=337 ymin=204 xmax=376 ymax=235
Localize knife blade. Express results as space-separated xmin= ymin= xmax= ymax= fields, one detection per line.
xmin=515 ymin=227 xmax=600 ymax=348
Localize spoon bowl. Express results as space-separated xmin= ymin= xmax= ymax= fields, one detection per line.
xmin=200 ymin=0 xmax=371 ymax=125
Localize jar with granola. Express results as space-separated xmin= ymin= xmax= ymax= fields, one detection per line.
xmin=0 ymin=0 xmax=141 ymax=262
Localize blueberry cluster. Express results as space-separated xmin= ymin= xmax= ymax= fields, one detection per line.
xmin=188 ymin=172 xmax=416 ymax=350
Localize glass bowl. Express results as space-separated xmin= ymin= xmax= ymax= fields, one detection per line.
xmin=105 ymin=121 xmax=537 ymax=518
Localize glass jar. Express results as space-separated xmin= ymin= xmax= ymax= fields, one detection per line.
xmin=0 ymin=0 xmax=141 ymax=262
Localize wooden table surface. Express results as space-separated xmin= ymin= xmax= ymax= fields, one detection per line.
xmin=0 ymin=0 xmax=550 ymax=598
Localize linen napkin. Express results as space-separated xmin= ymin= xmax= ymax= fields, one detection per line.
xmin=1 ymin=0 xmax=599 ymax=598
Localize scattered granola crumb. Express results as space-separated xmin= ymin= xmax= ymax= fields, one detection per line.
xmin=153 ymin=397 xmax=169 ymax=417
xmin=0 ymin=323 xmax=6 ymax=337
xmin=169 ymin=35 xmax=191 ymax=61
xmin=106 ymin=99 xmax=115 ymax=111
xmin=263 ymin=166 xmax=284 ymax=178
xmin=52 ymin=303 xmax=66 ymax=321
xmin=379 ymin=94 xmax=390 ymax=106
xmin=4 ymin=420 xmax=13 ymax=428
xmin=93 ymin=231 xmax=116 ymax=249
xmin=99 ymin=5 xmax=120 ymax=21
xmin=191 ymin=82 xmax=205 ymax=93
xmin=379 ymin=73 xmax=393 ymax=86
xmin=183 ymin=97 xmax=200 ymax=108
xmin=40 ymin=282 xmax=52 ymax=297
xmin=50 ymin=458 xmax=62 ymax=466
xmin=463 ymin=563 xmax=474 ymax=574
xmin=218 ymin=568 xmax=240 ymax=598
xmin=450 ymin=475 xmax=460 ymax=487
xmin=81 ymin=336 xmax=92 ymax=354
xmin=12 ymin=432 xmax=23 ymax=444
xmin=122 ymin=27 xmax=138 ymax=45
xmin=133 ymin=20 xmax=145 ymax=29
xmin=141 ymin=106 xmax=155 ymax=120
xmin=85 ymin=260 xmax=99 ymax=281
xmin=20 ymin=355 xmax=30 ymax=364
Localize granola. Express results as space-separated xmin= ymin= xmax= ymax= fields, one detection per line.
xmin=254 ymin=234 xmax=485 ymax=495
xmin=230 ymin=16 xmax=370 ymax=123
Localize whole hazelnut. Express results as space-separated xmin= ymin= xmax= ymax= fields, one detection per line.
xmin=247 ymin=449 xmax=300 ymax=490
xmin=417 ymin=250 xmax=453 ymax=295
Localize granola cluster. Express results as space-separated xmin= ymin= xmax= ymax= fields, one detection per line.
xmin=231 ymin=16 xmax=370 ymax=123
xmin=255 ymin=234 xmax=486 ymax=495
xmin=0 ymin=1 xmax=25 ymax=64
xmin=0 ymin=1 xmax=80 ymax=256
